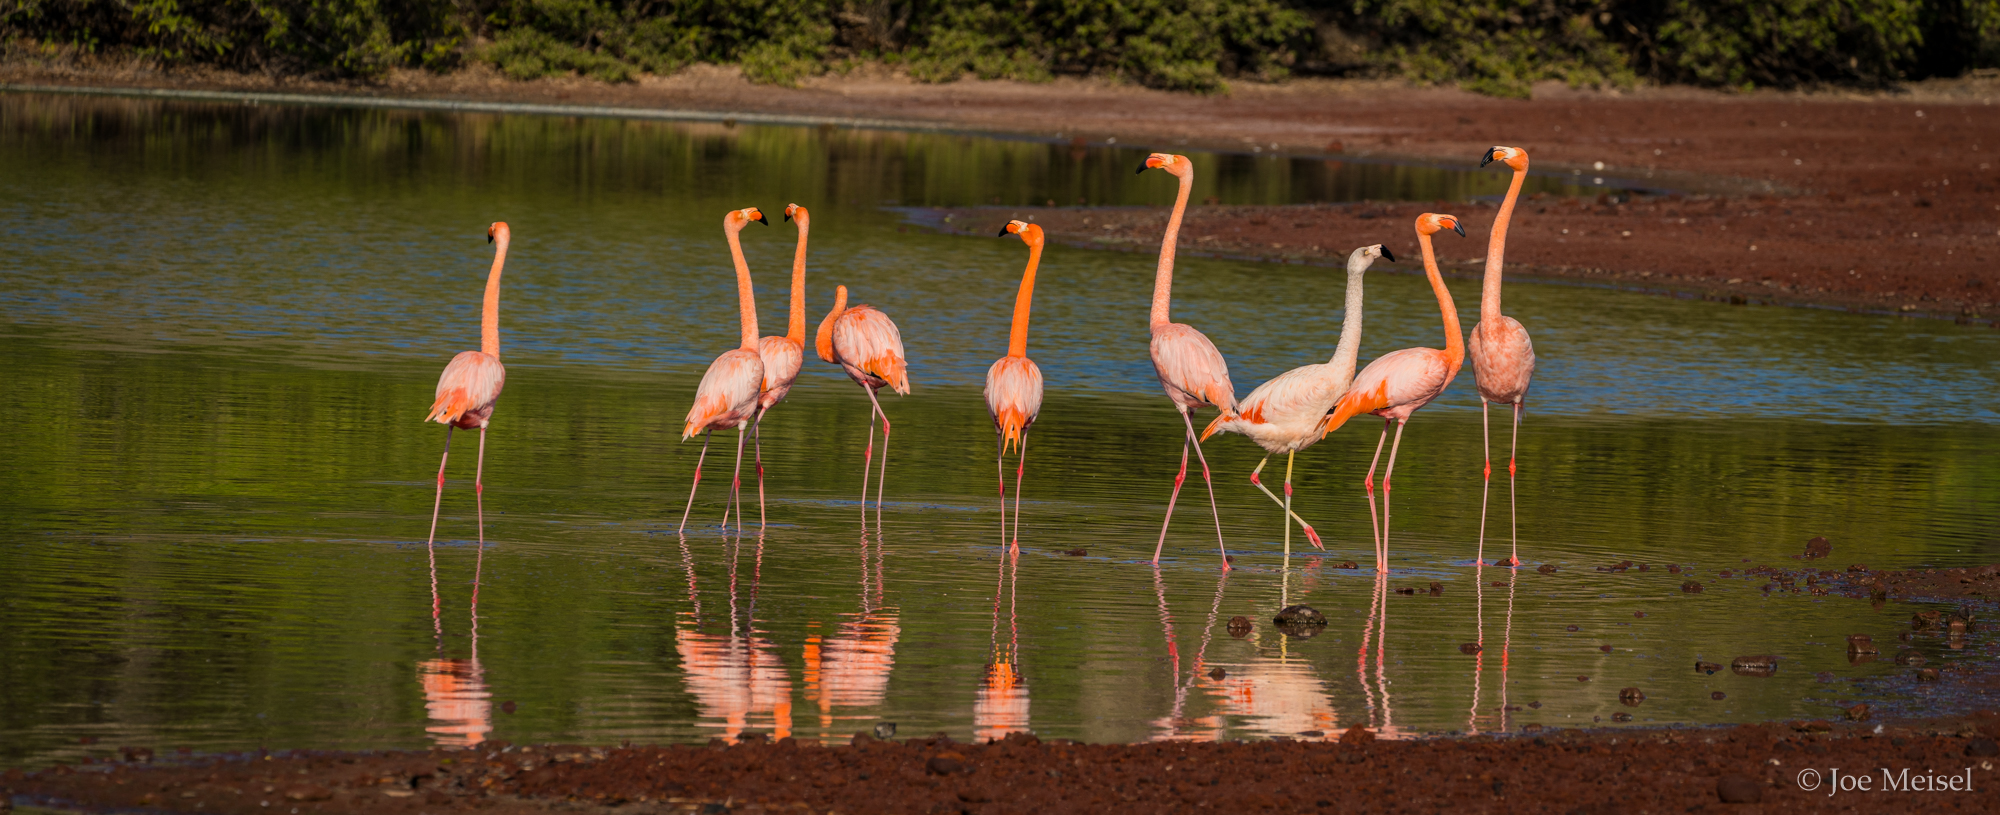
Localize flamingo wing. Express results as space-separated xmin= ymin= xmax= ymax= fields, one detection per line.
xmin=683 ymin=348 xmax=764 ymax=439
xmin=1321 ymin=348 xmax=1452 ymax=436
xmin=756 ymin=335 xmax=805 ymax=409
xmin=428 ymin=351 xmax=506 ymax=428
xmin=1150 ymin=323 xmax=1236 ymax=414
xmin=1203 ymin=362 xmax=1343 ymax=442
xmin=833 ymin=305 xmax=910 ymax=395
xmin=1469 ymin=316 xmax=1537 ymax=404
xmin=984 ymin=356 xmax=1044 ymax=452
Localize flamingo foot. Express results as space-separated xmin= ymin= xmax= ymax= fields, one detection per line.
xmin=1506 ymin=557 xmax=1522 ymax=567
xmin=1221 ymin=557 xmax=1233 ymax=573
xmin=1303 ymin=525 xmax=1323 ymax=550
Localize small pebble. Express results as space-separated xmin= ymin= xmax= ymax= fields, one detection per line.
xmin=1577 ymin=675 xmax=1590 ymax=682
xmin=1565 ymin=625 xmax=1580 ymax=632
xmin=1459 ymin=642 xmax=1483 ymax=655
xmin=1536 ymin=564 xmax=1557 ymax=574
xmin=1711 ymin=691 xmax=1726 ymax=700
xmin=1064 ymin=548 xmax=1087 ymax=556
xmin=1599 ymin=644 xmax=1613 ymax=653
xmin=1209 ymin=667 xmax=1227 ymax=681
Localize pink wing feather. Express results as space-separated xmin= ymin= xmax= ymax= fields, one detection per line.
xmin=756 ymin=335 xmax=805 ymax=410
xmin=832 ymin=305 xmax=910 ymax=395
xmin=1150 ymin=322 xmax=1235 ymax=414
xmin=684 ymin=348 xmax=764 ymax=439
xmin=984 ymin=356 xmax=1044 ymax=452
xmin=428 ymin=351 xmax=506 ymax=429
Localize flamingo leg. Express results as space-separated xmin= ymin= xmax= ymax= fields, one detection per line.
xmin=753 ymin=409 xmax=767 ymax=532
xmin=1011 ymin=432 xmax=1027 ymax=555
xmin=1508 ymin=402 xmax=1523 ymax=567
xmin=1376 ymin=419 xmax=1409 ymax=575
xmin=995 ymin=432 xmax=1008 ymax=548
xmin=474 ymin=426 xmax=488 ymax=551
xmin=678 ymin=429 xmax=713 ymax=533
xmin=1248 ymin=455 xmax=1323 ymax=548
xmin=1281 ymin=451 xmax=1296 ymax=574
xmin=865 ymin=385 xmax=891 ymax=519
xmin=1179 ymin=408 xmax=1229 ymax=571
xmin=1362 ymin=420 xmax=1390 ymax=569
xmin=1476 ymin=399 xmax=1491 ymax=566
xmin=729 ymin=425 xmax=749 ymax=536
xmin=1150 ymin=437 xmax=1191 ymax=565
xmin=426 ymin=426 xmax=455 ymax=550
xmin=859 ymin=401 xmax=876 ymax=518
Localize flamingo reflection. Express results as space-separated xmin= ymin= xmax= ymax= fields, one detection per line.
xmin=675 ymin=533 xmax=794 ymax=742
xmin=1355 ymin=570 xmax=1412 ymax=739
xmin=1194 ymin=569 xmax=1339 ymax=739
xmin=421 ymin=538 xmax=491 ymax=747
xmin=1467 ymin=561 xmax=1519 ymax=735
xmin=974 ymin=547 xmax=1029 ymax=741
xmin=802 ymin=529 xmax=899 ymax=740
xmin=1150 ymin=565 xmax=1226 ymax=742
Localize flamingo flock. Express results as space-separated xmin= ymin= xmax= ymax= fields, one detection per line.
xmin=421 ymin=146 xmax=1543 ymax=577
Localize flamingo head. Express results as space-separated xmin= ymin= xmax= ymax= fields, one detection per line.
xmin=1482 ymin=145 xmax=1529 ymax=172
xmin=486 ymin=222 xmax=510 ymax=246
xmin=998 ymin=219 xmax=1043 ymax=246
xmin=784 ymin=203 xmax=809 ymax=225
xmin=1416 ymin=213 xmax=1467 ymax=238
xmin=1137 ymin=152 xmax=1191 ymax=178
xmin=1350 ymin=243 xmax=1393 ymax=266
xmin=725 ymin=207 xmax=768 ymax=231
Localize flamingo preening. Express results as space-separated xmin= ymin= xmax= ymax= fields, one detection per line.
xmin=817 ymin=284 xmax=911 ymax=516
xmin=424 ymin=222 xmax=511 ymax=556
xmin=1321 ymin=213 xmax=1468 ymax=574
xmin=679 ymin=207 xmax=769 ymax=534
xmin=737 ymin=202 xmax=814 ymax=530
xmin=1139 ymin=153 xmax=1235 ymax=571
xmin=1203 ymin=244 xmax=1394 ymax=574
xmin=987 ymin=220 xmax=1046 ymax=553
xmin=1470 ymin=147 xmax=1539 ymax=567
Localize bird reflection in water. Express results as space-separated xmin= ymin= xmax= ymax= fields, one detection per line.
xmin=420 ymin=535 xmax=492 ymax=747
xmin=675 ymin=533 xmax=793 ymax=743
xmin=1467 ymin=561 xmax=1518 ymax=735
xmin=974 ymin=545 xmax=1028 ymax=741
xmin=1197 ymin=567 xmax=1339 ymax=739
xmin=1150 ymin=565 xmax=1228 ymax=742
xmin=1356 ymin=570 xmax=1412 ymax=739
xmin=801 ymin=527 xmax=899 ymax=741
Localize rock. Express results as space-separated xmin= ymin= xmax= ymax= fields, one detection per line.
xmin=1527 ymin=701 xmax=1542 ymax=709
xmin=1274 ymin=605 xmax=1327 ymax=626
xmin=1394 ymin=586 xmax=1416 ymax=595
xmin=501 ymin=701 xmax=517 ymax=714
xmin=1719 ymin=570 xmax=1734 ymax=577
xmin=1847 ymin=634 xmax=1879 ymax=655
xmin=1716 ymin=774 xmax=1764 ymax=803
xmin=1634 ymin=611 xmax=1646 ymax=618
xmin=1428 ymin=582 xmax=1443 ymax=594
xmin=1064 ymin=548 xmax=1087 ymax=556
xmin=1695 ymin=661 xmax=1723 ymax=675
xmin=1802 ymin=536 xmax=1832 ymax=559
xmin=1815 ymin=671 xmax=1835 ymax=683
xmin=1600 ymin=644 xmax=1613 ymax=652
xmin=1536 ymin=564 xmax=1557 ymax=574
xmin=874 ymin=722 xmax=898 ymax=740
xmin=1459 ymin=642 xmax=1483 ymax=655
xmin=1917 ymin=668 xmax=1941 ymax=682
xmin=1894 ymin=649 xmax=1926 ymax=666
xmin=956 ymin=788 xmax=992 ymax=803
xmin=1848 ymin=564 xmax=1869 ymax=572
xmin=1209 ymin=667 xmax=1227 ymax=681
xmin=1711 ymin=691 xmax=1727 ymax=700
xmin=1730 ymin=656 xmax=1779 ymax=677
xmin=1227 ymin=615 xmax=1253 ymax=638
xmin=1333 ymin=560 xmax=1359 ymax=569
xmin=1845 ymin=703 xmax=1870 ymax=721
xmin=1521 ymin=723 xmax=1543 ymax=734
xmin=1566 ymin=625 xmax=1580 ymax=632
xmin=1913 ymin=610 xmax=1942 ymax=630
xmin=1966 ymin=738 xmax=2000 ymax=757
xmin=850 ymin=733 xmax=876 ymax=746
xmin=1619 ymin=687 xmax=1645 ymax=706
xmin=1667 ymin=564 xmax=1681 ymax=573
xmin=1577 ymin=675 xmax=1590 ymax=682
xmin=1681 ymin=581 xmax=1704 ymax=593
xmin=1611 ymin=712 xmax=1633 ymax=722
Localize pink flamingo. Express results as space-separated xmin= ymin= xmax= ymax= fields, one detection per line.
xmin=424 ymin=222 xmax=511 ymax=555
xmin=1139 ymin=153 xmax=1235 ymax=571
xmin=987 ymin=220 xmax=1047 ymax=553
xmin=1471 ymin=146 xmax=1539 ymax=567
xmin=1203 ymin=244 xmax=1394 ymax=574
xmin=678 ymin=207 xmax=769 ymax=534
xmin=737 ymin=202 xmax=814 ymax=530
xmin=1321 ymin=213 xmax=1468 ymax=573
xmin=816 ymin=284 xmax=911 ymax=515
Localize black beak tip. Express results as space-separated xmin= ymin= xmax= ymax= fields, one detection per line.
xmin=1480 ymin=148 xmax=1496 ymax=168
xmin=1381 ymin=247 xmax=1395 ymax=262
xmin=784 ymin=213 xmax=792 ymax=222
xmin=487 ymin=234 xmax=494 ymax=245
xmin=1135 ymin=164 xmax=1149 ymax=175
xmin=756 ymin=216 xmax=769 ymax=225
xmin=997 ymin=227 xmax=1011 ymax=237
xmin=1452 ymin=223 xmax=1467 ymax=237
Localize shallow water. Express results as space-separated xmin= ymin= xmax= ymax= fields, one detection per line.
xmin=2 ymin=93 xmax=1998 ymax=766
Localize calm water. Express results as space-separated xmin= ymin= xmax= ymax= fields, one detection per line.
xmin=2 ymin=93 xmax=1998 ymax=767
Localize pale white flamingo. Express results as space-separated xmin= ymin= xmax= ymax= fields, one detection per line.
xmin=1471 ymin=146 xmax=1539 ymax=567
xmin=738 ymin=203 xmax=813 ymax=530
xmin=1139 ymin=153 xmax=1235 ymax=570
xmin=424 ymin=222 xmax=510 ymax=556
xmin=987 ymin=220 xmax=1047 ymax=553
xmin=1202 ymin=244 xmax=1394 ymax=573
xmin=816 ymin=285 xmax=910 ymax=515
xmin=678 ymin=207 xmax=769 ymax=534
xmin=1321 ymin=213 xmax=1468 ymax=573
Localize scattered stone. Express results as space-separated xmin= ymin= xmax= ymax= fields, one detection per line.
xmin=1816 ymin=671 xmax=1836 ymax=683
xmin=1681 ymin=581 xmax=1704 ymax=593
xmin=1610 ymin=712 xmax=1633 ymax=722
xmin=1227 ymin=616 xmax=1253 ymax=638
xmin=956 ymin=788 xmax=992 ymax=803
xmin=1566 ymin=625 xmax=1580 ymax=632
xmin=1341 ymin=723 xmax=1375 ymax=745
xmin=1521 ymin=724 xmax=1544 ymax=734
xmin=1619 ymin=687 xmax=1645 ymax=706
xmin=1730 ymin=656 xmax=1779 ymax=677
xmin=1208 ymin=667 xmax=1227 ymax=681
xmin=1848 ymin=564 xmax=1869 ymax=572
xmin=1599 ymin=644 xmax=1613 ymax=652
xmin=1894 ymin=649 xmax=1926 ymax=666
xmin=1966 ymin=738 xmax=2000 ymax=757
xmin=284 ymin=785 xmax=333 ymax=802
xmin=1716 ymin=775 xmax=1764 ymax=804
xmin=1916 ymin=668 xmax=1941 ymax=682
xmin=1428 ymin=582 xmax=1443 ymax=594
xmin=1394 ymin=587 xmax=1416 ymax=595
xmin=501 ymin=701 xmax=517 ymax=714
xmin=1491 ymin=581 xmax=1507 ymax=587
xmin=1274 ymin=605 xmax=1327 ymax=626
xmin=1803 ymin=536 xmax=1832 ymax=559
xmin=874 ymin=722 xmax=898 ymax=740
xmin=1913 ymin=610 xmax=1943 ymax=630
xmin=1332 ymin=560 xmax=1359 ymax=569
xmin=1459 ymin=643 xmax=1483 ymax=655
xmin=1638 ymin=563 xmax=1650 ymax=572
xmin=1845 ymin=703 xmax=1871 ymax=721
xmin=1667 ymin=564 xmax=1682 ymax=573
xmin=1577 ymin=675 xmax=1590 ymax=682
xmin=1064 ymin=548 xmax=1087 ymax=556
xmin=1695 ymin=661 xmax=1723 ymax=675
xmin=1634 ymin=611 xmax=1646 ymax=618
xmin=1846 ymin=634 xmax=1878 ymax=654
xmin=1711 ymin=691 xmax=1726 ymax=700
xmin=1719 ymin=570 xmax=1733 ymax=578
xmin=1536 ymin=564 xmax=1557 ymax=574
xmin=1527 ymin=701 xmax=1542 ymax=709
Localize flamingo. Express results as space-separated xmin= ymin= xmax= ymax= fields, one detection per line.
xmin=987 ymin=220 xmax=1047 ymax=553
xmin=1202 ymin=244 xmax=1395 ymax=575
xmin=423 ymin=222 xmax=511 ymax=558
xmin=736 ymin=202 xmax=814 ymax=530
xmin=678 ymin=207 xmax=769 ymax=534
xmin=1320 ymin=213 xmax=1468 ymax=574
xmin=816 ymin=283 xmax=911 ymax=515
xmin=1139 ymin=153 xmax=1235 ymax=571
xmin=1470 ymin=146 xmax=1539 ymax=567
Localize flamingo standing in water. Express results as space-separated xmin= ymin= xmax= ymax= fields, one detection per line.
xmin=1321 ymin=213 xmax=1468 ymax=573
xmin=737 ymin=203 xmax=814 ymax=530
xmin=424 ymin=222 xmax=511 ymax=554
xmin=817 ymin=284 xmax=910 ymax=515
xmin=1470 ymin=147 xmax=1539 ymax=567
xmin=1139 ymin=153 xmax=1235 ymax=571
xmin=986 ymin=220 xmax=1047 ymax=553
xmin=679 ymin=207 xmax=769 ymax=534
xmin=1203 ymin=244 xmax=1394 ymax=574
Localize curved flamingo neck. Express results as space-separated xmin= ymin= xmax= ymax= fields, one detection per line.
xmin=481 ymin=233 xmax=508 ymax=358
xmin=1482 ymin=162 xmax=1527 ymax=328
xmin=1008 ymin=239 xmax=1042 ymax=358
xmin=1150 ymin=169 xmax=1193 ymax=329
xmin=788 ymin=213 xmax=810 ymax=346
xmin=1419 ymin=232 xmax=1464 ymax=369
xmin=1327 ymin=250 xmax=1368 ymax=376
xmin=815 ymin=285 xmax=847 ymax=363
xmin=726 ymin=225 xmax=758 ymax=350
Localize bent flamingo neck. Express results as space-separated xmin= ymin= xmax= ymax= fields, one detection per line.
xmin=1482 ymin=161 xmax=1527 ymax=328
xmin=481 ymin=232 xmax=509 ymax=358
xmin=727 ymin=226 xmax=758 ymax=350
xmin=1150 ymin=169 xmax=1193 ymax=329
xmin=1419 ymin=232 xmax=1464 ymax=370
xmin=815 ymin=285 xmax=847 ymax=363
xmin=1328 ymin=251 xmax=1367 ymax=375
xmin=1008 ymin=239 xmax=1042 ymax=358
xmin=788 ymin=212 xmax=810 ymax=347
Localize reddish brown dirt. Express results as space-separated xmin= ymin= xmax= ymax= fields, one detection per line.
xmin=9 ymin=722 xmax=2000 ymax=814
xmin=5 ymin=60 xmax=1998 ymax=321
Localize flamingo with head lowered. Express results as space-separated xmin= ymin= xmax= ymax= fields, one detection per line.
xmin=817 ymin=281 xmax=910 ymax=517
xmin=424 ymin=222 xmax=511 ymax=554
xmin=679 ymin=207 xmax=769 ymax=534
xmin=987 ymin=220 xmax=1047 ymax=554
xmin=1203 ymin=244 xmax=1393 ymax=574
xmin=1321 ymin=213 xmax=1468 ymax=573
xmin=1470 ymin=147 xmax=1538 ymax=567
xmin=1139 ymin=153 xmax=1235 ymax=571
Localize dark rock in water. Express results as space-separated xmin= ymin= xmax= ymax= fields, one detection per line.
xmin=1916 ymin=668 xmax=1941 ymax=682
xmin=1394 ymin=586 xmax=1416 ymax=595
xmin=1848 ymin=563 xmax=1869 ymax=572
xmin=1681 ymin=581 xmax=1704 ymax=593
xmin=1898 ymin=630 xmax=1914 ymax=641
xmin=501 ymin=701 xmax=518 ymax=714
xmin=1600 ymin=644 xmax=1613 ymax=652
xmin=1815 ymin=671 xmax=1836 ymax=683
xmin=1846 ymin=634 xmax=1878 ymax=654
xmin=1566 ymin=625 xmax=1580 ymax=632
xmin=1966 ymin=738 xmax=2000 ymax=757
xmin=1459 ymin=642 xmax=1483 ymax=655
xmin=1719 ymin=569 xmax=1734 ymax=577
xmin=1619 ymin=687 xmax=1645 ymax=706
xmin=1696 ymin=660 xmax=1724 ymax=675
xmin=1803 ymin=536 xmax=1832 ymax=559
xmin=1638 ymin=563 xmax=1650 ymax=572
xmin=1064 ymin=548 xmax=1088 ymax=556
xmin=1731 ymin=655 xmax=1779 ymax=677
xmin=1716 ymin=775 xmax=1764 ymax=804
xmin=1428 ymin=582 xmax=1443 ymax=594
xmin=1666 ymin=564 xmax=1681 ymax=573
xmin=1275 ymin=605 xmax=1327 ymax=626
xmin=1521 ymin=723 xmax=1543 ymax=734
xmin=1227 ymin=615 xmax=1253 ymax=638
xmin=1912 ymin=610 xmax=1942 ymax=630
xmin=850 ymin=732 xmax=877 ymax=746
xmin=1333 ymin=560 xmax=1359 ymax=569
xmin=1528 ymin=700 xmax=1542 ymax=709
xmin=1492 ymin=581 xmax=1507 ymax=587
xmin=1577 ymin=675 xmax=1590 ymax=682
xmin=1634 ymin=611 xmax=1647 ymax=618
xmin=1611 ymin=712 xmax=1633 ymax=722
xmin=1845 ymin=703 xmax=1871 ymax=721
xmin=1894 ymin=649 xmax=1926 ymax=666
xmin=1536 ymin=564 xmax=1558 ymax=574
xmin=873 ymin=722 xmax=898 ymax=740
xmin=1711 ymin=691 xmax=1727 ymax=700
xmin=1849 ymin=651 xmax=1878 ymax=666
xmin=1209 ymin=667 xmax=1227 ymax=681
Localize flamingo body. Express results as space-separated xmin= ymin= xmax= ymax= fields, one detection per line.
xmin=1206 ymin=362 xmax=1344 ymax=455
xmin=1469 ymin=316 xmax=1536 ymax=404
xmin=755 ymin=336 xmax=804 ymax=410
xmin=1332 ymin=346 xmax=1459 ymax=426
xmin=827 ymin=303 xmax=910 ymax=395
xmin=984 ymin=356 xmax=1043 ymax=451
xmin=1151 ymin=322 xmax=1236 ymax=415
xmin=683 ymin=348 xmax=765 ymax=438
xmin=428 ymin=351 xmax=506 ymax=430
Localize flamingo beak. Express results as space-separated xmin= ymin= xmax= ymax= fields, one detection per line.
xmin=1451 ymin=221 xmax=1467 ymax=237
xmin=1481 ymin=147 xmax=1497 ymax=168
xmin=1135 ymin=162 xmax=1149 ymax=174
xmin=756 ymin=214 xmax=769 ymax=225
xmin=997 ymin=225 xmax=1011 ymax=236
xmin=784 ymin=211 xmax=792 ymax=222
xmin=1381 ymin=246 xmax=1395 ymax=262
xmin=487 ymin=232 xmax=494 ymax=245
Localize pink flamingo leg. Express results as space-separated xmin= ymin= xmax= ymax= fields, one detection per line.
xmin=866 ymin=385 xmax=891 ymax=519
xmin=1508 ymin=402 xmax=1523 ymax=567
xmin=995 ymin=433 xmax=1008 ymax=547
xmin=728 ymin=425 xmax=749 ymax=536
xmin=753 ymin=411 xmax=767 ymax=532
xmin=1150 ymin=439 xmax=1190 ymax=565
xmin=1476 ymin=399 xmax=1492 ymax=566
xmin=678 ymin=430 xmax=712 ymax=533
xmin=1376 ymin=419 xmax=1409 ymax=575
xmin=859 ymin=403 xmax=876 ymax=517
xmin=426 ymin=426 xmax=455 ymax=551
xmin=474 ymin=427 xmax=488 ymax=550
xmin=1179 ymin=408 xmax=1230 ymax=571
xmin=1011 ymin=433 xmax=1027 ymax=555
xmin=1362 ymin=420 xmax=1389 ymax=569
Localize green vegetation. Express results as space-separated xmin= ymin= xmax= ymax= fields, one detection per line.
xmin=1 ymin=0 xmax=1997 ymax=95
